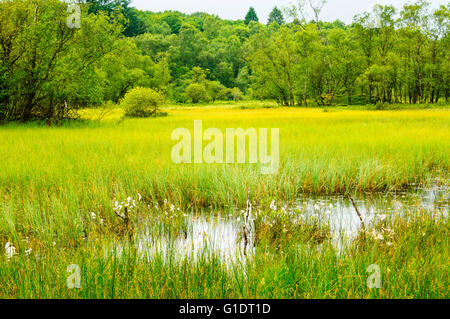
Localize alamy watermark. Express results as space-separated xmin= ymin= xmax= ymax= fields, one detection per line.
xmin=67 ymin=264 xmax=81 ymax=289
xmin=171 ymin=120 xmax=279 ymax=174
xmin=67 ymin=4 xmax=81 ymax=29
xmin=366 ymin=264 xmax=381 ymax=289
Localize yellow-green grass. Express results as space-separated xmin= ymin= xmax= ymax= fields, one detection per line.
xmin=0 ymin=106 xmax=448 ymax=231
xmin=0 ymin=105 xmax=448 ymax=298
xmin=2 ymin=106 xmax=449 ymax=209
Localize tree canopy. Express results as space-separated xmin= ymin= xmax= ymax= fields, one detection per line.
xmin=0 ymin=0 xmax=448 ymax=122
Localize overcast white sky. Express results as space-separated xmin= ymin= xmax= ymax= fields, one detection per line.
xmin=130 ymin=0 xmax=448 ymax=23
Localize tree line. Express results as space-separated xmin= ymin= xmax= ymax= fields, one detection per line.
xmin=0 ymin=0 xmax=448 ymax=122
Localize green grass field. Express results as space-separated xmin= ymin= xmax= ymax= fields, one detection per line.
xmin=0 ymin=105 xmax=448 ymax=298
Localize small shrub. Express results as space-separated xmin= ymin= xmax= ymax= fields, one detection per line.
xmin=230 ymin=87 xmax=244 ymax=102
xmin=375 ymin=101 xmax=388 ymax=110
xmin=184 ymin=83 xmax=210 ymax=104
xmin=206 ymin=81 xmax=229 ymax=103
xmin=121 ymin=87 xmax=165 ymax=118
xmin=93 ymin=100 xmax=115 ymax=122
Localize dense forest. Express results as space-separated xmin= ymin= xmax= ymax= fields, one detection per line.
xmin=0 ymin=0 xmax=449 ymax=122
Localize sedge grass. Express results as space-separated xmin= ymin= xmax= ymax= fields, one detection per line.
xmin=0 ymin=205 xmax=447 ymax=299
xmin=0 ymin=104 xmax=448 ymax=298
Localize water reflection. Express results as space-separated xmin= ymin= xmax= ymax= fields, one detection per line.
xmin=295 ymin=185 xmax=448 ymax=248
xmin=123 ymin=186 xmax=448 ymax=264
xmin=137 ymin=214 xmax=254 ymax=265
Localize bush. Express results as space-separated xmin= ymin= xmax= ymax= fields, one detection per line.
xmin=230 ymin=87 xmax=244 ymax=102
xmin=375 ymin=101 xmax=388 ymax=110
xmin=206 ymin=81 xmax=229 ymax=103
xmin=184 ymin=83 xmax=210 ymax=103
xmin=121 ymin=87 xmax=165 ymax=118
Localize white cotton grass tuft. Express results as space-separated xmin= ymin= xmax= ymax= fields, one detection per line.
xmin=5 ymin=242 xmax=17 ymax=259
xmin=112 ymin=195 xmax=142 ymax=221
xmin=367 ymin=227 xmax=394 ymax=242
xmin=374 ymin=233 xmax=384 ymax=241
xmin=269 ymin=200 xmax=277 ymax=211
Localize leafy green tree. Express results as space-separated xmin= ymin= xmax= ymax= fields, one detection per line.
xmin=212 ymin=62 xmax=235 ymax=88
xmin=189 ymin=66 xmax=209 ymax=83
xmin=268 ymin=6 xmax=284 ymax=25
xmin=353 ymin=12 xmax=377 ymax=103
xmin=236 ymin=66 xmax=250 ymax=93
xmin=206 ymin=81 xmax=229 ymax=103
xmin=161 ymin=13 xmax=183 ymax=34
xmin=185 ymin=83 xmax=209 ymax=103
xmin=0 ymin=0 xmax=122 ymax=121
xmin=328 ymin=28 xmax=364 ymax=105
xmin=295 ymin=24 xmax=334 ymax=106
xmin=244 ymin=7 xmax=258 ymax=25
xmin=83 ymin=0 xmax=129 ymax=14
xmin=134 ymin=33 xmax=173 ymax=57
xmin=121 ymin=87 xmax=165 ymax=117
xmin=152 ymin=54 xmax=171 ymax=97
xmin=123 ymin=7 xmax=146 ymax=37
xmin=247 ymin=27 xmax=299 ymax=106
xmin=231 ymin=87 xmax=244 ymax=102
xmin=370 ymin=5 xmax=397 ymax=103
xmin=82 ymin=0 xmax=144 ymax=37
xmin=204 ymin=15 xmax=220 ymax=39
xmin=98 ymin=39 xmax=155 ymax=103
xmin=178 ymin=23 xmax=206 ymax=67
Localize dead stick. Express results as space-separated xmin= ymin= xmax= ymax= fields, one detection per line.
xmin=349 ymin=196 xmax=365 ymax=231
xmin=114 ymin=211 xmax=126 ymax=221
xmin=243 ymin=190 xmax=251 ymax=255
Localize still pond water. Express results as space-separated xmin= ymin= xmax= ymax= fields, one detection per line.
xmin=116 ymin=186 xmax=448 ymax=264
